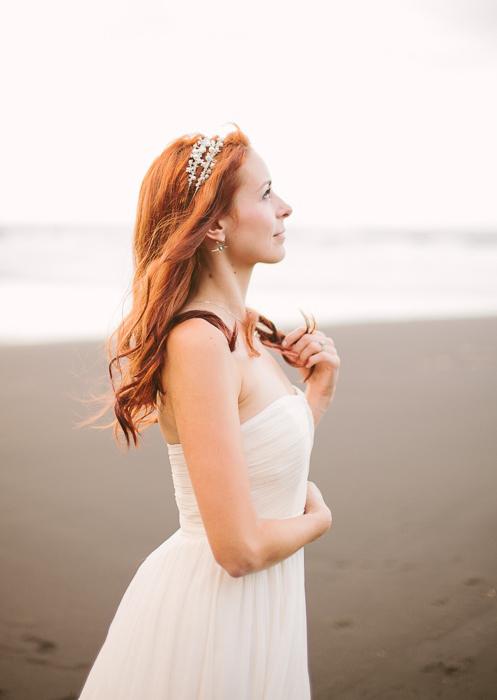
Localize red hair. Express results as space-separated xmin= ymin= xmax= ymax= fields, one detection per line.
xmin=79 ymin=122 xmax=316 ymax=449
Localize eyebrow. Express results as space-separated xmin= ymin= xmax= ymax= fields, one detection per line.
xmin=258 ymin=180 xmax=272 ymax=191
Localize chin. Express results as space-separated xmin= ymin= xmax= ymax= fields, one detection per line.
xmin=260 ymin=246 xmax=286 ymax=264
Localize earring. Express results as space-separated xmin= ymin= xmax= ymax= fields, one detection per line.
xmin=211 ymin=240 xmax=228 ymax=252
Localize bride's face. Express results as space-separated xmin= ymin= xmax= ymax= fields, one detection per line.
xmin=225 ymin=148 xmax=292 ymax=263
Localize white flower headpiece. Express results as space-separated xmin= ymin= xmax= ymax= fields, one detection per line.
xmin=186 ymin=135 xmax=225 ymax=195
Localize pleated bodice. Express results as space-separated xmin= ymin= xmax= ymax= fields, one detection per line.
xmin=167 ymin=385 xmax=315 ymax=537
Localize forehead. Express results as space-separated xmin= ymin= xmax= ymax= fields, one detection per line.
xmin=238 ymin=149 xmax=271 ymax=192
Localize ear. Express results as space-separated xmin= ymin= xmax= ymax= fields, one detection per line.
xmin=205 ymin=217 xmax=229 ymax=244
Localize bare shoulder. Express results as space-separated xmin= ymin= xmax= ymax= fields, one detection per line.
xmin=167 ymin=315 xmax=232 ymax=352
xmin=164 ymin=316 xmax=241 ymax=401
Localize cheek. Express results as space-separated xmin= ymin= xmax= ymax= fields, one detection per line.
xmin=237 ymin=205 xmax=273 ymax=234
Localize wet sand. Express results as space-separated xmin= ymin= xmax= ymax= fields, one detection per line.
xmin=0 ymin=315 xmax=496 ymax=699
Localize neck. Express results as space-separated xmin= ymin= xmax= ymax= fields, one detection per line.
xmin=187 ymin=253 xmax=255 ymax=319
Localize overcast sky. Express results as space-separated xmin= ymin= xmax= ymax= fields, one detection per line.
xmin=1 ymin=0 xmax=496 ymax=229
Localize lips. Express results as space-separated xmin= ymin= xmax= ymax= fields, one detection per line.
xmin=274 ymin=231 xmax=285 ymax=236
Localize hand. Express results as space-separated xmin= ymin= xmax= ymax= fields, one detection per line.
xmin=282 ymin=325 xmax=340 ymax=401
xmin=304 ymin=481 xmax=332 ymax=533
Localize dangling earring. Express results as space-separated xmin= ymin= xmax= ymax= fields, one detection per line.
xmin=211 ymin=240 xmax=228 ymax=252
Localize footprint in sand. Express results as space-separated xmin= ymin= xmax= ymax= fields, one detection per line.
xmin=332 ymin=618 xmax=354 ymax=629
xmin=464 ymin=576 xmax=483 ymax=586
xmin=333 ymin=560 xmax=352 ymax=569
xmin=22 ymin=634 xmax=58 ymax=654
xmin=420 ymin=661 xmax=460 ymax=675
xmin=420 ymin=657 xmax=475 ymax=676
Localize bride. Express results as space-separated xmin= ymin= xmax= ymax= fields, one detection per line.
xmin=78 ymin=122 xmax=339 ymax=699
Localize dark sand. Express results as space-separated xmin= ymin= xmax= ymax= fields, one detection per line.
xmin=0 ymin=316 xmax=496 ymax=700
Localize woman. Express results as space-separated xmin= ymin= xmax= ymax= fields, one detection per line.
xmin=77 ymin=123 xmax=339 ymax=699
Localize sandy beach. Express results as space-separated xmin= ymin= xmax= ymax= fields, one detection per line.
xmin=0 ymin=315 xmax=496 ymax=700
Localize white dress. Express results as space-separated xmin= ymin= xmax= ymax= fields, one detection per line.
xmin=77 ymin=384 xmax=315 ymax=700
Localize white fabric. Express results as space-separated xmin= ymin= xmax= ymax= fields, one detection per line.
xmin=78 ymin=384 xmax=315 ymax=700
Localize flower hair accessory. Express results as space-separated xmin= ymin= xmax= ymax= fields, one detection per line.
xmin=186 ymin=135 xmax=224 ymax=194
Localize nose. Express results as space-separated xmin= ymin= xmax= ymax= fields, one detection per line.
xmin=279 ymin=198 xmax=292 ymax=218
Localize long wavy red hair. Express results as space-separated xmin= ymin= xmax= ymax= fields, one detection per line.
xmin=79 ymin=123 xmax=316 ymax=449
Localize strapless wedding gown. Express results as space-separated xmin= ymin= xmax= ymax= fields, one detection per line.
xmin=77 ymin=384 xmax=315 ymax=700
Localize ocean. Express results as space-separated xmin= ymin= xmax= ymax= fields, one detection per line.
xmin=1 ymin=225 xmax=496 ymax=345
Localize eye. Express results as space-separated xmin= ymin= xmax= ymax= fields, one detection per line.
xmin=262 ymin=187 xmax=272 ymax=200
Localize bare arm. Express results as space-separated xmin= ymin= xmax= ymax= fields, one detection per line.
xmin=164 ymin=319 xmax=331 ymax=578
xmin=253 ymin=498 xmax=331 ymax=574
xmin=304 ymin=384 xmax=334 ymax=430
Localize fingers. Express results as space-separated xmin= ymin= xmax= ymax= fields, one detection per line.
xmin=283 ymin=326 xmax=332 ymax=347
xmin=282 ymin=325 xmax=307 ymax=348
xmin=299 ymin=339 xmax=339 ymax=368
xmin=283 ymin=328 xmax=334 ymax=355
xmin=281 ymin=325 xmax=338 ymax=370
xmin=305 ymin=348 xmax=340 ymax=369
